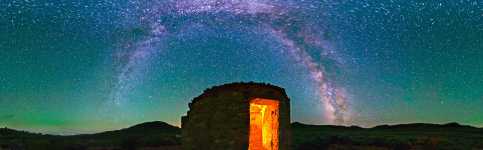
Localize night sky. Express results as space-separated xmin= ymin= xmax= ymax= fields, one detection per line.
xmin=1 ymin=0 xmax=482 ymax=135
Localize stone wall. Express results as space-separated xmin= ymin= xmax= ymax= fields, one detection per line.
xmin=182 ymin=82 xmax=291 ymax=150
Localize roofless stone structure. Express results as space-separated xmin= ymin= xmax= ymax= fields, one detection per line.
xmin=182 ymin=82 xmax=291 ymax=150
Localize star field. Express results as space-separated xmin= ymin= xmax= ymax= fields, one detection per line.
xmin=0 ymin=0 xmax=482 ymax=134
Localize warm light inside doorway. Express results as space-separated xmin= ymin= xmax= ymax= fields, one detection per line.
xmin=249 ymin=98 xmax=279 ymax=150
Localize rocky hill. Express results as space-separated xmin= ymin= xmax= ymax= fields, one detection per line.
xmin=0 ymin=121 xmax=181 ymax=150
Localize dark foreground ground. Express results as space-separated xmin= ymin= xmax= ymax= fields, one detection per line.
xmin=291 ymin=122 xmax=483 ymax=150
xmin=1 ymin=121 xmax=483 ymax=150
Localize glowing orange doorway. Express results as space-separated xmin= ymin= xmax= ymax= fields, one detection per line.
xmin=249 ymin=98 xmax=279 ymax=150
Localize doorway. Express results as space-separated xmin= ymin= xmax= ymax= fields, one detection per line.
xmin=249 ymin=98 xmax=279 ymax=150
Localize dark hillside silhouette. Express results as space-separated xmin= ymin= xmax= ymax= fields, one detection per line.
xmin=2 ymin=121 xmax=483 ymax=150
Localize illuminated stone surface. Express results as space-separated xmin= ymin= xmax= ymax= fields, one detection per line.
xmin=182 ymin=82 xmax=291 ymax=150
xmin=249 ymin=98 xmax=279 ymax=150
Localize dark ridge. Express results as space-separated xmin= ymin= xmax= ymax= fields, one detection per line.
xmin=127 ymin=121 xmax=179 ymax=131
xmin=441 ymin=122 xmax=475 ymax=128
xmin=0 ymin=127 xmax=53 ymax=139
xmin=291 ymin=122 xmax=309 ymax=127
xmin=1 ymin=121 xmax=182 ymax=149
xmin=373 ymin=122 xmax=479 ymax=130
xmin=115 ymin=121 xmax=180 ymax=134
xmin=1 ymin=121 xmax=180 ymax=138
xmin=291 ymin=122 xmax=363 ymax=130
xmin=85 ymin=121 xmax=180 ymax=137
xmin=0 ymin=127 xmax=16 ymax=133
xmin=292 ymin=122 xmax=482 ymax=131
xmin=292 ymin=122 xmax=330 ymax=128
xmin=189 ymin=82 xmax=289 ymax=105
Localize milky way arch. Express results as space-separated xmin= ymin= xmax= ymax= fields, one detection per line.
xmin=110 ymin=0 xmax=351 ymax=124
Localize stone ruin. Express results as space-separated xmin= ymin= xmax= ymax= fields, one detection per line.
xmin=182 ymin=82 xmax=291 ymax=150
